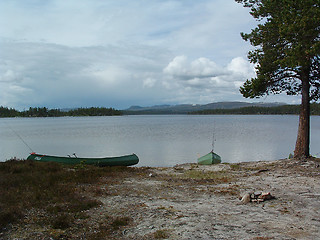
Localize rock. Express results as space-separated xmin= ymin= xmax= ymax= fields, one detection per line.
xmin=239 ymin=192 xmax=275 ymax=204
xmin=239 ymin=193 xmax=251 ymax=204
xmin=258 ymin=192 xmax=275 ymax=201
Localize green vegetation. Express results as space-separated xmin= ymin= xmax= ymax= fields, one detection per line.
xmin=110 ymin=216 xmax=132 ymax=230
xmin=0 ymin=106 xmax=122 ymax=118
xmin=0 ymin=106 xmax=20 ymax=117
xmin=0 ymin=159 xmax=101 ymax=229
xmin=191 ymin=103 xmax=320 ymax=115
xmin=0 ymin=159 xmax=138 ymax=238
xmin=181 ymin=169 xmax=232 ymax=183
xmin=3 ymin=104 xmax=320 ymax=117
xmin=236 ymin=0 xmax=320 ymax=158
xmin=67 ymin=107 xmax=122 ymax=116
xmin=153 ymin=229 xmax=171 ymax=239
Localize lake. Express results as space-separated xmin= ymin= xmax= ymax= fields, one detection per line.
xmin=1 ymin=115 xmax=319 ymax=167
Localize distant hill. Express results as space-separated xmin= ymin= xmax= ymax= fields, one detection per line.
xmin=123 ymin=101 xmax=287 ymax=114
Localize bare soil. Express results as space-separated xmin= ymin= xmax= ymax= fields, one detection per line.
xmin=4 ymin=158 xmax=320 ymax=239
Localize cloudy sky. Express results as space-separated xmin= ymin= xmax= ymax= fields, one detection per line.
xmin=0 ymin=0 xmax=300 ymax=110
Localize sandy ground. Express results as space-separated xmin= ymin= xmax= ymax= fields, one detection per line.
xmin=4 ymin=158 xmax=320 ymax=239
xmin=93 ymin=158 xmax=320 ymax=239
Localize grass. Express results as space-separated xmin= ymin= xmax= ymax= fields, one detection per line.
xmin=180 ymin=169 xmax=233 ymax=184
xmin=111 ymin=216 xmax=131 ymax=230
xmin=0 ymin=159 xmax=137 ymax=236
xmin=153 ymin=229 xmax=171 ymax=239
xmin=0 ymin=159 xmax=99 ymax=229
xmin=210 ymin=184 xmax=241 ymax=196
xmin=51 ymin=214 xmax=73 ymax=230
xmin=228 ymin=163 xmax=242 ymax=170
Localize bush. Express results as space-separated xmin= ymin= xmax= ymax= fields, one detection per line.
xmin=51 ymin=214 xmax=73 ymax=230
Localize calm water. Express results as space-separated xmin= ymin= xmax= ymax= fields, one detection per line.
xmin=1 ymin=115 xmax=319 ymax=167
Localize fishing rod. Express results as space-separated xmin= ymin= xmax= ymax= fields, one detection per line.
xmin=212 ymin=132 xmax=215 ymax=152
xmin=5 ymin=122 xmax=34 ymax=153
xmin=212 ymin=119 xmax=216 ymax=152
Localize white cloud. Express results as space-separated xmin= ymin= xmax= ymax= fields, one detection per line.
xmin=227 ymin=57 xmax=255 ymax=76
xmin=0 ymin=69 xmax=17 ymax=82
xmin=162 ymin=55 xmax=257 ymax=103
xmin=163 ymin=55 xmax=225 ymax=79
xmin=0 ymin=40 xmax=172 ymax=109
xmin=163 ymin=55 xmax=255 ymax=85
xmin=143 ymin=78 xmax=157 ymax=88
xmin=0 ymin=0 xmax=298 ymax=109
xmin=163 ymin=55 xmax=188 ymax=76
xmin=83 ymin=64 xmax=127 ymax=87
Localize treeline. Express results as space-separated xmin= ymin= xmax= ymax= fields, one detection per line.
xmin=67 ymin=107 xmax=122 ymax=116
xmin=190 ymin=103 xmax=320 ymax=115
xmin=0 ymin=106 xmax=122 ymax=118
xmin=0 ymin=106 xmax=20 ymax=117
xmin=2 ymin=104 xmax=320 ymax=117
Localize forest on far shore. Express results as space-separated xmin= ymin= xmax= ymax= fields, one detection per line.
xmin=190 ymin=103 xmax=320 ymax=115
xmin=0 ymin=106 xmax=122 ymax=118
xmin=1 ymin=103 xmax=320 ymax=117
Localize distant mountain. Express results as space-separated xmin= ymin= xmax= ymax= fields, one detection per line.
xmin=126 ymin=105 xmax=171 ymax=111
xmin=124 ymin=101 xmax=287 ymax=114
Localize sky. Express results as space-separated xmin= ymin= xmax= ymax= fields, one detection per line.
xmin=0 ymin=0 xmax=301 ymax=110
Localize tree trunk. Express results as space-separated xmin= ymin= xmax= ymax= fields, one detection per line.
xmin=294 ymin=72 xmax=310 ymax=159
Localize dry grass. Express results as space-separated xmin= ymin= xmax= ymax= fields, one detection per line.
xmin=210 ymin=184 xmax=241 ymax=196
xmin=178 ymin=169 xmax=234 ymax=184
xmin=0 ymin=159 xmax=139 ymax=238
xmin=153 ymin=229 xmax=171 ymax=239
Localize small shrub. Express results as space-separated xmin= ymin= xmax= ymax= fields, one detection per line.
xmin=68 ymin=198 xmax=101 ymax=212
xmin=153 ymin=229 xmax=170 ymax=239
xmin=111 ymin=216 xmax=131 ymax=230
xmin=229 ymin=163 xmax=241 ymax=170
xmin=51 ymin=214 xmax=73 ymax=229
xmin=0 ymin=207 xmax=23 ymax=229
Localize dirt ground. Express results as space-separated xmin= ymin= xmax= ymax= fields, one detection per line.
xmin=94 ymin=158 xmax=320 ymax=239
xmin=5 ymin=158 xmax=320 ymax=239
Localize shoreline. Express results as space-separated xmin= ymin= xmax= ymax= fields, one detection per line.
xmin=2 ymin=158 xmax=320 ymax=239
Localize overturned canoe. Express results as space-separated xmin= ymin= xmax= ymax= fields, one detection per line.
xmin=197 ymin=151 xmax=221 ymax=165
xmin=27 ymin=152 xmax=139 ymax=167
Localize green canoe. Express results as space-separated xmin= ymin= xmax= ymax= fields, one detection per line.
xmin=27 ymin=153 xmax=139 ymax=167
xmin=197 ymin=151 xmax=221 ymax=165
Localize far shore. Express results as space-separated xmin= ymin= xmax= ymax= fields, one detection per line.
xmin=1 ymin=158 xmax=320 ymax=239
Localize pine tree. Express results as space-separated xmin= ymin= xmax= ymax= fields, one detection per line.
xmin=236 ymin=0 xmax=320 ymax=159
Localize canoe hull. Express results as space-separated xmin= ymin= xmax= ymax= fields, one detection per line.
xmin=27 ymin=153 xmax=139 ymax=167
xmin=197 ymin=151 xmax=221 ymax=165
